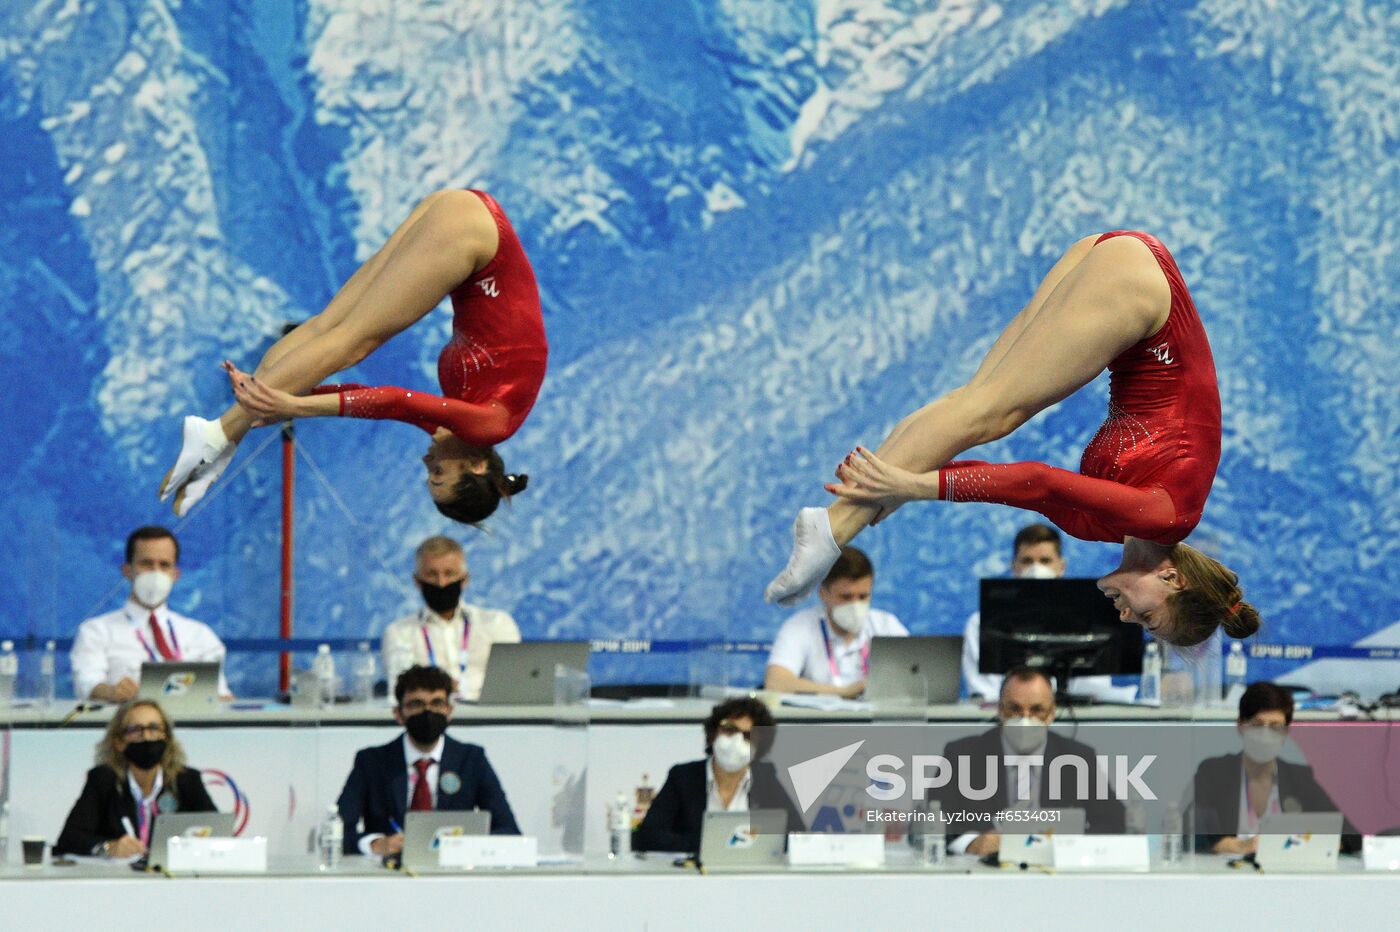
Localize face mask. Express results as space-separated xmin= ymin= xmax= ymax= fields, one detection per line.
xmin=1001 ymin=716 xmax=1049 ymax=754
xmin=404 ymin=710 xmax=449 ymax=746
xmin=131 ymin=571 xmax=174 ymax=609
xmin=1015 ymin=563 xmax=1058 ymax=580
xmin=829 ymin=599 xmax=870 ymax=635
xmin=712 ymin=733 xmax=752 ymax=774
xmin=122 ymin=739 xmax=167 ymax=771
xmin=1241 ymin=726 xmax=1286 ymax=764
xmin=418 ymin=579 xmax=464 ymax=615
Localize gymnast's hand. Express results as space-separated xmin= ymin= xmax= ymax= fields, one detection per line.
xmin=224 ymin=360 xmax=303 ymax=426
xmin=825 ymin=446 xmax=937 ymax=518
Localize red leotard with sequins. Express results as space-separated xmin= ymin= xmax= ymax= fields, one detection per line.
xmin=936 ymin=231 xmax=1221 ymax=544
xmin=314 ymin=190 xmax=547 ymax=446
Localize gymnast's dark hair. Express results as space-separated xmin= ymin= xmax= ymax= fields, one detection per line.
xmin=434 ymin=446 xmax=529 ymax=526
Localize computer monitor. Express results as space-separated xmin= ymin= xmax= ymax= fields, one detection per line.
xmin=978 ymin=578 xmax=1143 ymax=703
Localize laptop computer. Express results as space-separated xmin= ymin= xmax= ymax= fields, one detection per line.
xmin=138 ymin=661 xmax=221 ymax=716
xmin=698 ymin=810 xmax=787 ymax=872
xmin=866 ymin=636 xmax=962 ymax=704
xmin=1254 ymin=812 xmax=1343 ymax=872
xmin=477 ymin=641 xmax=589 ymax=705
xmin=401 ymin=810 xmax=491 ymax=871
xmin=147 ymin=811 xmax=236 ymax=869
xmin=996 ymin=808 xmax=1087 ymax=867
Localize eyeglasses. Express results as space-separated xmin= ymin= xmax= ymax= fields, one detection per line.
xmin=1000 ymin=703 xmax=1053 ymax=720
xmin=401 ymin=699 xmax=451 ymax=714
xmin=717 ymin=721 xmax=753 ymax=739
xmin=122 ymin=724 xmax=167 ymax=740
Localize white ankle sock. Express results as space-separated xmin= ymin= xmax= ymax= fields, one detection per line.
xmin=202 ymin=417 xmax=228 ymax=449
xmin=765 ymin=507 xmax=842 ymax=606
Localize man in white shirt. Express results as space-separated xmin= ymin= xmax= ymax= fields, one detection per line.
xmin=71 ymin=526 xmax=231 ymax=701
xmin=764 ymin=546 xmax=908 ymax=698
xmin=962 ymin=524 xmax=1135 ymax=703
xmin=380 ymin=536 xmax=520 ymax=701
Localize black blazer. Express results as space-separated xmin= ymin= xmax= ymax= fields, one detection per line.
xmin=633 ymin=759 xmax=806 ymax=854
xmin=336 ymin=734 xmax=519 ymax=853
xmin=55 ymin=765 xmax=217 ymax=856
xmin=936 ymin=727 xmax=1126 ymax=841
xmin=1190 ymin=753 xmax=1361 ymax=854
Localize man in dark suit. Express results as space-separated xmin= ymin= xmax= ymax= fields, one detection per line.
xmin=1191 ymin=681 xmax=1360 ymax=855
xmin=938 ymin=666 xmax=1125 ymax=857
xmin=634 ymin=697 xmax=805 ymax=854
xmin=337 ymin=665 xmax=519 ymax=857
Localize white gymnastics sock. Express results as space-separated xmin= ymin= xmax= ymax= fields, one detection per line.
xmin=160 ymin=415 xmax=232 ymax=503
xmin=764 ymin=507 xmax=842 ymax=606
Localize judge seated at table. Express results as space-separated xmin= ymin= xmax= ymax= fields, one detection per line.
xmin=938 ymin=666 xmax=1125 ymax=857
xmin=633 ymin=697 xmax=805 ymax=854
xmin=55 ymin=699 xmax=217 ymax=859
xmin=336 ymin=665 xmax=519 ymax=858
xmin=1190 ymin=681 xmax=1360 ymax=855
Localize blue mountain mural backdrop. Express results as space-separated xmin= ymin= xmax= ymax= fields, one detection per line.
xmin=2 ymin=0 xmax=1395 ymax=694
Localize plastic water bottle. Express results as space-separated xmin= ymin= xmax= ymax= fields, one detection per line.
xmin=318 ymin=804 xmax=343 ymax=870
xmin=37 ymin=640 xmax=57 ymax=708
xmin=314 ymin=644 xmax=337 ymax=709
xmin=1161 ymin=802 xmax=1184 ymax=864
xmin=1139 ymin=642 xmax=1162 ymax=706
xmin=1225 ymin=642 xmax=1248 ymax=703
xmin=920 ymin=831 xmax=947 ymax=866
xmin=0 ymin=799 xmax=10 ymax=865
xmin=608 ymin=792 xmax=632 ymax=859
xmin=353 ymin=642 xmax=376 ymax=705
xmin=0 ymin=641 xmax=17 ymax=708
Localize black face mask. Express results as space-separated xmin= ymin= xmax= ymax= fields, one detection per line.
xmin=418 ymin=578 xmax=463 ymax=615
xmin=404 ymin=711 xmax=449 ymax=746
xmin=123 ymin=739 xmax=167 ymax=771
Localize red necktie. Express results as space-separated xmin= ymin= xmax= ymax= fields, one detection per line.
xmin=409 ymin=758 xmax=434 ymax=812
xmin=148 ymin=613 xmax=177 ymax=661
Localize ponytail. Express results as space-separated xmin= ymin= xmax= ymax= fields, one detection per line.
xmin=1163 ymin=543 xmax=1260 ymax=647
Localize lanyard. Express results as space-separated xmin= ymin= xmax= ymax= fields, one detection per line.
xmin=420 ymin=611 xmax=470 ymax=674
xmin=133 ymin=616 xmax=182 ymax=661
xmin=136 ymin=797 xmax=154 ymax=846
xmin=819 ymin=617 xmax=869 ymax=682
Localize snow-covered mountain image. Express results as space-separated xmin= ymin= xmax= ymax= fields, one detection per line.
xmin=2 ymin=1 xmax=1395 ymax=694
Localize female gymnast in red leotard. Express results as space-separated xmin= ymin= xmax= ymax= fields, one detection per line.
xmin=158 ymin=189 xmax=546 ymax=525
xmin=766 ymin=231 xmax=1259 ymax=647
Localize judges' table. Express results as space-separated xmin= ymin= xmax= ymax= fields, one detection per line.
xmin=1 ymin=854 xmax=1394 ymax=931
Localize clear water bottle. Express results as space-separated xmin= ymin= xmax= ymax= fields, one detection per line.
xmin=1139 ymin=642 xmax=1162 ymax=705
xmin=921 ymin=830 xmax=947 ymax=866
xmin=1 ymin=799 xmax=10 ymax=865
xmin=608 ymin=791 xmax=632 ymax=859
xmin=0 ymin=640 xmax=17 ymax=708
xmin=38 ymin=640 xmax=57 ymax=708
xmin=318 ymin=804 xmax=343 ymax=870
xmin=1225 ymin=642 xmax=1248 ymax=703
xmin=353 ymin=642 xmax=376 ymax=705
xmin=313 ymin=644 xmax=337 ymax=709
xmin=1160 ymin=802 xmax=1184 ymax=864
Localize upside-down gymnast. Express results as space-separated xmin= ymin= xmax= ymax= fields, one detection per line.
xmin=159 ymin=189 xmax=546 ymax=525
xmin=765 ymin=231 xmax=1259 ymax=647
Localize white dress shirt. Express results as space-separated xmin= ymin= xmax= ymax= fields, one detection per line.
xmin=704 ymin=761 xmax=752 ymax=813
xmin=767 ymin=605 xmax=908 ymax=687
xmin=381 ymin=603 xmax=521 ymax=700
xmin=947 ymin=729 xmax=1049 ymax=855
xmin=127 ymin=769 xmax=165 ymax=847
xmin=71 ymin=599 xmax=229 ymax=699
xmin=961 ymin=611 xmax=1137 ymax=703
xmin=1236 ymin=760 xmax=1281 ymax=840
xmin=357 ymin=734 xmax=446 ymax=856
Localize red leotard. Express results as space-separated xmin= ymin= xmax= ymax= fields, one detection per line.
xmin=315 ymin=190 xmax=547 ymax=446
xmin=936 ymin=231 xmax=1221 ymax=544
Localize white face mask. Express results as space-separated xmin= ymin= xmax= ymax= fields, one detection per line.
xmin=712 ymin=733 xmax=752 ymax=774
xmin=1241 ymin=726 xmax=1287 ymax=764
xmin=1015 ymin=562 xmax=1058 ymax=580
xmin=131 ymin=571 xmax=174 ymax=609
xmin=1001 ymin=716 xmax=1049 ymax=754
xmin=829 ymin=599 xmax=870 ymax=635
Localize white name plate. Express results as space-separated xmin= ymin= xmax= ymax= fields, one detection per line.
xmin=787 ymin=833 xmax=886 ymax=868
xmin=1363 ymin=836 xmax=1400 ymax=871
xmin=437 ymin=835 xmax=538 ymax=869
xmin=166 ymin=836 xmax=267 ymax=873
xmin=1052 ymin=835 xmax=1150 ymax=872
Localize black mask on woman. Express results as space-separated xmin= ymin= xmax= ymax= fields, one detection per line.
xmin=404 ymin=711 xmax=449 ymax=746
xmin=123 ymin=739 xmax=167 ymax=771
xmin=418 ymin=578 xmax=463 ymax=615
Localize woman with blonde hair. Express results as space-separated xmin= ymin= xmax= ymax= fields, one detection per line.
xmin=55 ymin=699 xmax=216 ymax=858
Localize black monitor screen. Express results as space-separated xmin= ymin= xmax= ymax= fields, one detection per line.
xmin=979 ymin=578 xmax=1144 ymax=677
